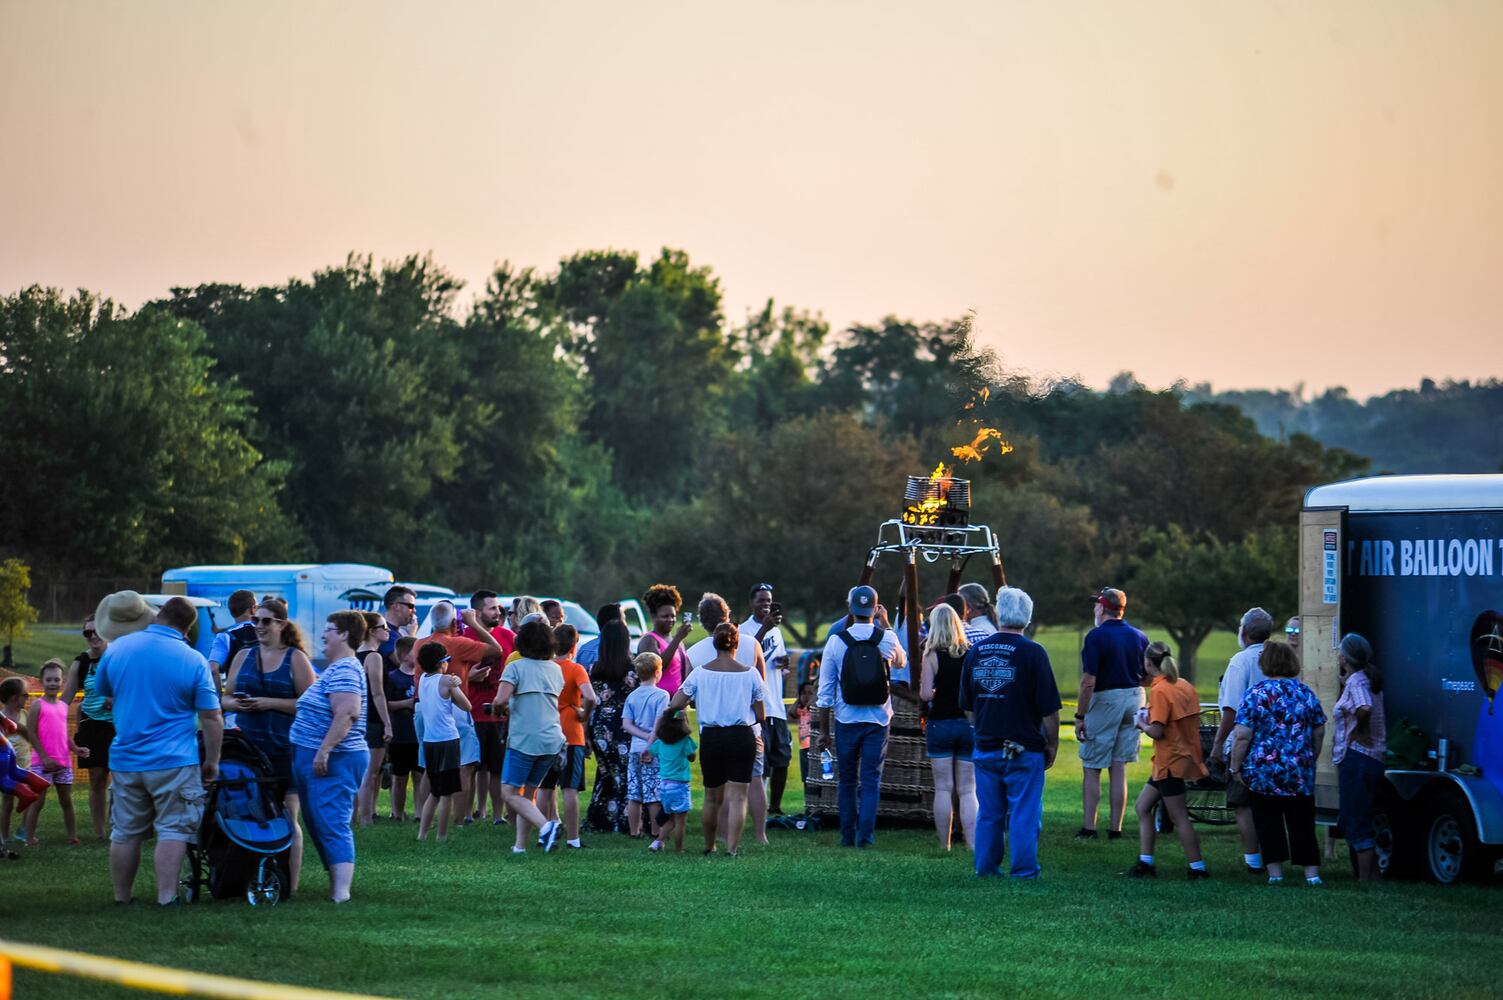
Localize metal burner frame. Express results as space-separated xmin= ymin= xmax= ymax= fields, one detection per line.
xmin=854 ymin=519 xmax=1008 ymax=693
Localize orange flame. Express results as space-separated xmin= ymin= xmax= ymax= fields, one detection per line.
xmin=950 ymin=427 xmax=1012 ymax=465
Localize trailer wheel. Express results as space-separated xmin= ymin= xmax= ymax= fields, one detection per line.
xmin=1423 ymin=790 xmax=1483 ymax=885
xmin=1371 ymin=789 xmax=1416 ymax=879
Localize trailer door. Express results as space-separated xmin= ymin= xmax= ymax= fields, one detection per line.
xmin=1300 ymin=506 xmax=1346 ymax=812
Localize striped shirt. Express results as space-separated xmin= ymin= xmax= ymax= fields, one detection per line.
xmin=289 ymin=656 xmax=368 ymax=753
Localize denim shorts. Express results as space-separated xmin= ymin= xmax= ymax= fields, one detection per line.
xmin=660 ymin=779 xmax=692 ymax=816
xmin=925 ymin=717 xmax=975 ymax=761
xmin=501 ymin=747 xmax=556 ymax=789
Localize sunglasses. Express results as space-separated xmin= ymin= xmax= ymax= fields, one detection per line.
xmin=1285 ymin=626 xmax=1301 ymax=636
xmin=82 ymin=629 xmax=99 ymax=640
xmin=254 ymin=616 xmax=283 ymax=626
xmin=752 ymin=583 xmax=774 ymax=594
xmin=394 ymin=601 xmax=417 ymax=610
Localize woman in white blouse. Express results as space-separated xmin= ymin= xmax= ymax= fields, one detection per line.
xmin=666 ymin=622 xmax=766 ymax=856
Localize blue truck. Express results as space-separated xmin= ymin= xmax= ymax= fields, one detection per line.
xmin=1303 ymin=474 xmax=1503 ymax=883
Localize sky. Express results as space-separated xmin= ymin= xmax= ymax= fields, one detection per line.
xmin=2 ymin=1 xmax=1500 ymax=397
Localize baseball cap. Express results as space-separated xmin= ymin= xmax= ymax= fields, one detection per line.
xmin=848 ymin=585 xmax=878 ymax=616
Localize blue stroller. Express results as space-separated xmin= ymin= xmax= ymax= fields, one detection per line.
xmin=181 ymin=730 xmax=295 ymax=906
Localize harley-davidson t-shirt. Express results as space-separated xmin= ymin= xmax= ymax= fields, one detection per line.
xmin=958 ymin=632 xmax=1062 ymax=754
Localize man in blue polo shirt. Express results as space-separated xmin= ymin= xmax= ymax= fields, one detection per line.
xmin=94 ymin=594 xmax=223 ymax=906
xmin=1073 ymin=587 xmax=1149 ymax=841
xmin=959 ymin=586 xmax=1061 ymax=878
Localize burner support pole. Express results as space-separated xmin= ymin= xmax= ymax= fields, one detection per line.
xmin=903 ymin=549 xmax=922 ymax=692
xmin=990 ymin=549 xmax=1007 ymax=590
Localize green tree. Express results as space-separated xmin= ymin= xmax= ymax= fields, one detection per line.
xmin=1128 ymin=524 xmax=1297 ymax=680
xmin=816 ymin=314 xmax=997 ymax=436
xmin=0 ymin=558 xmax=38 ymax=667
xmin=0 ymin=288 xmax=297 ymax=574
xmin=651 ymin=413 xmax=921 ymax=644
xmin=162 ymin=256 xmax=464 ymax=570
xmin=728 ymin=299 xmax=829 ymax=430
xmin=547 ymin=248 xmax=737 ymax=498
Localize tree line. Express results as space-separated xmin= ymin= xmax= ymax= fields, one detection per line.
xmin=1 ymin=249 xmax=1389 ymax=674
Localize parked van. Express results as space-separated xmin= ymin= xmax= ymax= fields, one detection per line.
xmin=161 ymin=564 xmax=393 ymax=662
xmin=1302 ymin=474 xmax=1503 ymax=883
xmin=339 ymin=582 xmax=456 ymax=630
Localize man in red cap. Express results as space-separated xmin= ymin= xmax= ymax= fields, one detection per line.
xmin=1073 ymin=588 xmax=1148 ymax=841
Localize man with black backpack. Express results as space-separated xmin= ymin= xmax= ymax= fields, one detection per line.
xmin=816 ymin=585 xmax=906 ymax=848
xmin=208 ymin=590 xmax=258 ymax=699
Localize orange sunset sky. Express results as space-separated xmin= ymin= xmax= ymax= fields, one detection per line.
xmin=2 ymin=1 xmax=1500 ymax=397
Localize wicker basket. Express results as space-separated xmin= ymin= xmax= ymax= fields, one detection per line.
xmin=803 ymin=704 xmax=937 ymax=821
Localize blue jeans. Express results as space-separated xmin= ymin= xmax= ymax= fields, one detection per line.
xmin=835 ymin=721 xmax=888 ymax=846
xmin=1338 ymin=751 xmax=1384 ymax=852
xmin=292 ymin=745 xmax=368 ymax=869
xmin=972 ymin=748 xmax=1046 ymax=878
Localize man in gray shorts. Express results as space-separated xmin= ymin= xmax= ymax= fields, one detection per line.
xmin=94 ymin=593 xmax=223 ymax=905
xmin=1073 ymin=589 xmax=1149 ymax=840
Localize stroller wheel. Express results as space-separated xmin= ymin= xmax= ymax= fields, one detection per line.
xmin=177 ymin=851 xmax=202 ymax=904
xmin=246 ymin=857 xmax=284 ymax=907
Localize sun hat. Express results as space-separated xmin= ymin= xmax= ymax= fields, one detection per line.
xmin=94 ymin=591 xmax=156 ymax=641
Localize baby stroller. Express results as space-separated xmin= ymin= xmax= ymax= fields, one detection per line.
xmin=180 ymin=730 xmax=295 ymax=906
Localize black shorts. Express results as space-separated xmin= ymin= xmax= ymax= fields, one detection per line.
xmin=700 ymin=725 xmax=757 ymax=788
xmin=1148 ymin=776 xmax=1187 ymax=797
xmin=365 ymin=713 xmax=387 ymax=750
xmin=388 ymin=742 xmax=420 ymax=776
xmin=474 ymin=721 xmax=505 ymax=773
xmin=75 ymin=716 xmax=115 ymax=772
xmin=541 ymin=745 xmax=587 ymax=791
xmin=762 ymin=717 xmax=793 ymax=769
xmin=424 ymin=739 xmax=462 ymax=797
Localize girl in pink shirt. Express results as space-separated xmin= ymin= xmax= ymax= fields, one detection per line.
xmin=24 ymin=660 xmax=86 ymax=846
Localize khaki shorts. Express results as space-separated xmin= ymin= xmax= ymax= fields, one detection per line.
xmin=1079 ymin=686 xmax=1143 ymax=769
xmin=110 ymin=765 xmax=207 ymax=844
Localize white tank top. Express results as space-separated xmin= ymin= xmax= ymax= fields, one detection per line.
xmin=418 ymin=672 xmax=459 ymax=742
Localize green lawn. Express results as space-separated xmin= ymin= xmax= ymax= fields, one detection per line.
xmin=5 ymin=624 xmax=86 ymax=675
xmin=7 ymin=751 xmax=1497 ymax=1000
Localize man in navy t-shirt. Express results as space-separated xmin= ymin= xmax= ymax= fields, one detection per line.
xmin=1074 ymin=588 xmax=1149 ymax=841
xmin=959 ymin=587 xmax=1061 ymax=879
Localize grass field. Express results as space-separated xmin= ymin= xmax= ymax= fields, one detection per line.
xmin=6 ymin=748 xmax=1498 ymax=1000
xmin=8 ymin=624 xmax=1246 ymax=701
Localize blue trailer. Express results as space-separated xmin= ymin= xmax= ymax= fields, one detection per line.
xmin=1303 ymin=475 xmax=1503 ymax=883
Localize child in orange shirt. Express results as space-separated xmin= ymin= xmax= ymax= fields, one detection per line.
xmin=1124 ymin=643 xmax=1209 ymax=880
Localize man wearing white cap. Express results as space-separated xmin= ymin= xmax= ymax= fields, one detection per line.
xmin=817 ymin=585 xmax=906 ymax=848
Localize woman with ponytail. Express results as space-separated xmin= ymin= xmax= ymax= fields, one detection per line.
xmin=666 ymin=621 xmax=768 ymax=856
xmin=1333 ymin=632 xmax=1386 ymax=881
xmin=1124 ymin=642 xmax=1209 ymax=879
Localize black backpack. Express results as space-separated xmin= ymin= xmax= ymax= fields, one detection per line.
xmin=834 ymin=626 xmax=889 ymax=706
xmin=219 ymin=620 xmax=259 ymax=679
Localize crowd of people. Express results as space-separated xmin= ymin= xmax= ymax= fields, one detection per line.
xmin=0 ymin=575 xmax=1388 ymax=899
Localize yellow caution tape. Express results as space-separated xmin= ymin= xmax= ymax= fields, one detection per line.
xmin=0 ymin=939 xmax=392 ymax=1000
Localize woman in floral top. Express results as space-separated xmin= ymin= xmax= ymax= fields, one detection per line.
xmin=1229 ymin=642 xmax=1327 ymax=885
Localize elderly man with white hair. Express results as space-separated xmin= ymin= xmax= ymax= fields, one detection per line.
xmin=1209 ymin=606 xmax=1277 ymax=873
xmin=958 ymin=587 xmax=1061 ymax=879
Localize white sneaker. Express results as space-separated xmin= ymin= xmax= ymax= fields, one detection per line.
xmin=540 ymin=819 xmax=562 ymax=853
xmin=648 ymin=839 xmax=663 ymax=852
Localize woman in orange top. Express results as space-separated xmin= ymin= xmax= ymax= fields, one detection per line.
xmin=1123 ymin=642 xmax=1210 ymax=880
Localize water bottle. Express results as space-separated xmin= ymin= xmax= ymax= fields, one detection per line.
xmin=820 ymin=749 xmax=835 ymax=781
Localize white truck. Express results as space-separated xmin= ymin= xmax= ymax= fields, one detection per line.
xmin=1302 ymin=475 xmax=1503 ymax=883
xmin=161 ymin=563 xmax=394 ymax=660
